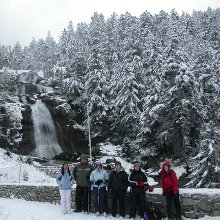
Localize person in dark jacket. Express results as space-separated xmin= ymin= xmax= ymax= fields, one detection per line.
xmin=108 ymin=161 xmax=128 ymax=218
xmin=128 ymin=161 xmax=148 ymax=220
xmin=72 ymin=154 xmax=94 ymax=213
xmin=159 ymin=161 xmax=182 ymax=220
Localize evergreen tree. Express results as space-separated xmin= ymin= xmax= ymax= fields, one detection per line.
xmin=85 ymin=47 xmax=109 ymax=140
xmin=11 ymin=42 xmax=23 ymax=70
xmin=0 ymin=47 xmax=10 ymax=68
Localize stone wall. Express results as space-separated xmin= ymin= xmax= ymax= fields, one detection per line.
xmin=145 ymin=190 xmax=220 ymax=219
xmin=0 ymin=185 xmax=219 ymax=219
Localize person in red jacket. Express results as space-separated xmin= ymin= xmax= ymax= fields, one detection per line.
xmin=159 ymin=161 xmax=182 ymax=220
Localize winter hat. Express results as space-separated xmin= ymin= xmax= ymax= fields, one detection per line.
xmin=115 ymin=161 xmax=121 ymax=166
xmin=163 ymin=161 xmax=171 ymax=168
xmin=80 ymin=154 xmax=88 ymax=161
xmin=133 ymin=161 xmax=140 ymax=166
xmin=95 ymin=161 xmax=102 ymax=168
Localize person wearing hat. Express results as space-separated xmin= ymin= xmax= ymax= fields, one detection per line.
xmin=108 ymin=161 xmax=128 ymax=218
xmin=128 ymin=161 xmax=148 ymax=220
xmin=159 ymin=161 xmax=181 ymax=220
xmin=90 ymin=161 xmax=109 ymax=216
xmin=72 ymin=154 xmax=94 ymax=213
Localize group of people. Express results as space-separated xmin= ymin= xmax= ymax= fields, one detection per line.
xmin=56 ymin=154 xmax=182 ymax=220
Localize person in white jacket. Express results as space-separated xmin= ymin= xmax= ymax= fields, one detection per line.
xmin=56 ymin=163 xmax=74 ymax=214
xmin=90 ymin=161 xmax=109 ymax=216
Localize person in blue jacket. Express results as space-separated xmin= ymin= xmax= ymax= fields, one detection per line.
xmin=90 ymin=161 xmax=109 ymax=216
xmin=56 ymin=163 xmax=74 ymax=214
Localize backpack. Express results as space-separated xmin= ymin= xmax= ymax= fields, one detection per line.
xmin=144 ymin=205 xmax=165 ymax=220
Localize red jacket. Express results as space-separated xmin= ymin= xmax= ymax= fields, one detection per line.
xmin=159 ymin=161 xmax=179 ymax=195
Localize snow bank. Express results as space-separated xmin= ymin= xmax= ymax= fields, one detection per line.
xmin=0 ymin=148 xmax=55 ymax=185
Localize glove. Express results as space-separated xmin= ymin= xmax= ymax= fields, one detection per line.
xmin=144 ymin=185 xmax=154 ymax=192
xmin=148 ymin=186 xmax=155 ymax=192
xmin=95 ymin=179 xmax=103 ymax=185
xmin=138 ymin=182 xmax=145 ymax=187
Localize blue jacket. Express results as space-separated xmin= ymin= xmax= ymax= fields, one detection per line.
xmin=90 ymin=168 xmax=109 ymax=187
xmin=56 ymin=171 xmax=74 ymax=190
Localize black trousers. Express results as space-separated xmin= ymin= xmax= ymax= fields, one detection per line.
xmin=130 ymin=190 xmax=145 ymax=218
xmin=164 ymin=191 xmax=181 ymax=219
xmin=75 ymin=185 xmax=90 ymax=212
xmin=111 ymin=189 xmax=126 ymax=217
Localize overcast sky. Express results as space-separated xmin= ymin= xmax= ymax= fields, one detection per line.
xmin=0 ymin=0 xmax=219 ymax=47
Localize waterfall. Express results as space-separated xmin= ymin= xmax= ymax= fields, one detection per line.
xmin=31 ymin=100 xmax=62 ymax=159
xmin=21 ymin=84 xmax=25 ymax=95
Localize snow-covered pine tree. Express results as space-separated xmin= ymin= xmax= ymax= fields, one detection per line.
xmin=0 ymin=45 xmax=10 ymax=68
xmin=10 ymin=42 xmax=23 ymax=70
xmin=84 ymin=48 xmax=109 ymax=141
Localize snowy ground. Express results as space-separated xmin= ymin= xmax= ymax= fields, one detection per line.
xmin=0 ymin=148 xmax=56 ymax=185
xmin=0 ymin=198 xmax=219 ymax=220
